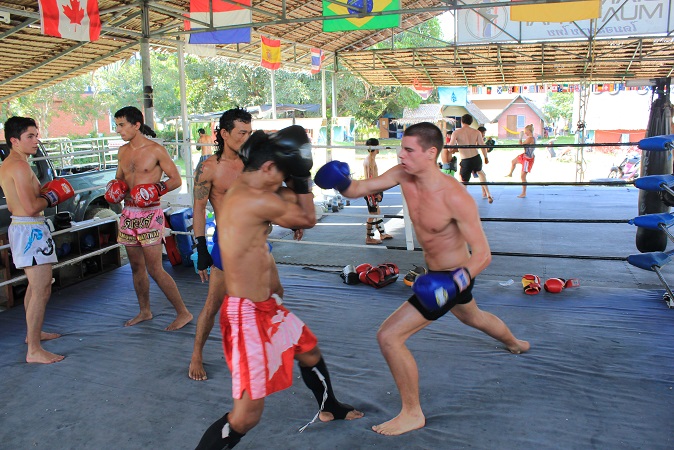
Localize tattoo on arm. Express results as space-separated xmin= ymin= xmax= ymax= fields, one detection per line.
xmin=193 ymin=164 xmax=210 ymax=200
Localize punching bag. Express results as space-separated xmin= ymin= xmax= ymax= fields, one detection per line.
xmin=637 ymin=78 xmax=673 ymax=252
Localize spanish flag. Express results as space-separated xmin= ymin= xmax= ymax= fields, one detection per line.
xmin=510 ymin=0 xmax=601 ymax=22
xmin=261 ymin=36 xmax=281 ymax=70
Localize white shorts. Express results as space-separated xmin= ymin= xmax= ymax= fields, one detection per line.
xmin=9 ymin=216 xmax=58 ymax=269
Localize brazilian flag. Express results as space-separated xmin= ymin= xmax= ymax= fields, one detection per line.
xmin=322 ymin=0 xmax=401 ymax=32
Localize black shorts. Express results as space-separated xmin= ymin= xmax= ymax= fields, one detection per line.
xmin=408 ymin=274 xmax=475 ymax=321
xmin=459 ymin=155 xmax=483 ymax=182
xmin=365 ymin=194 xmax=379 ymax=213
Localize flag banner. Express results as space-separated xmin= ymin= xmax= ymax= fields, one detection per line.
xmin=186 ymin=0 xmax=251 ymax=45
xmin=438 ymin=87 xmax=468 ymax=106
xmin=323 ymin=0 xmax=400 ymax=32
xmin=510 ymin=0 xmax=601 ymax=22
xmin=311 ymin=48 xmax=324 ymax=74
xmin=261 ymin=36 xmax=281 ymax=70
xmin=39 ymin=0 xmax=101 ymax=42
xmin=411 ymin=79 xmax=433 ymax=100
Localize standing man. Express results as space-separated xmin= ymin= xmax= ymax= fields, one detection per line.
xmin=189 ymin=108 xmax=302 ymax=380
xmin=315 ymin=122 xmax=529 ymax=436
xmin=197 ymin=128 xmax=212 ymax=165
xmin=439 ymin=130 xmax=457 ymax=176
xmin=196 ymin=126 xmax=363 ymax=449
xmin=450 ymin=114 xmax=493 ymax=203
xmin=0 ymin=117 xmax=75 ymax=363
xmin=107 ymin=106 xmax=192 ymax=330
xmin=506 ymin=124 xmax=536 ymax=198
xmin=363 ymin=138 xmax=392 ymax=245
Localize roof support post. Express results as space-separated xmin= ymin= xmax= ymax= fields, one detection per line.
xmin=140 ymin=1 xmax=154 ymax=129
xmin=270 ymin=70 xmax=277 ymax=120
xmin=177 ymin=38 xmax=193 ymax=194
xmin=575 ymin=80 xmax=590 ymax=182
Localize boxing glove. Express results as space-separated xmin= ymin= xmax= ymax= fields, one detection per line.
xmin=544 ymin=278 xmax=565 ymax=293
xmin=412 ymin=268 xmax=471 ymax=312
xmin=314 ymin=161 xmax=352 ymax=192
xmin=104 ymin=179 xmax=129 ymax=204
xmin=270 ymin=126 xmax=314 ymax=194
xmin=40 ymin=178 xmax=75 ymax=207
xmin=130 ymin=181 xmax=168 ymax=207
xmin=521 ymin=274 xmax=541 ymax=295
xmin=194 ymin=236 xmax=213 ymax=271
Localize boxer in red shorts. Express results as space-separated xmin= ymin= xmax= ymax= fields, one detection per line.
xmin=195 ymin=126 xmax=363 ymax=450
xmin=506 ymin=124 xmax=536 ymax=198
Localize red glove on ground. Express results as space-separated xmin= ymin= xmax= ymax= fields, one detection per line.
xmin=544 ymin=278 xmax=566 ymax=293
xmin=522 ymin=274 xmax=541 ymax=295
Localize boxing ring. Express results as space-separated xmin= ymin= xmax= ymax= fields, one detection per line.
xmin=1 ymin=180 xmax=673 ymax=449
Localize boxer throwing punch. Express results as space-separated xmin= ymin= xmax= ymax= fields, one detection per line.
xmin=196 ymin=126 xmax=363 ymax=449
xmin=107 ymin=106 xmax=192 ymax=331
xmin=0 ymin=117 xmax=75 ymax=364
xmin=315 ymin=122 xmax=529 ymax=436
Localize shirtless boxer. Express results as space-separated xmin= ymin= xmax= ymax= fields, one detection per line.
xmin=195 ymin=126 xmax=363 ymax=449
xmin=189 ymin=108 xmax=290 ymax=381
xmin=0 ymin=116 xmax=75 ymax=363
xmin=450 ymin=114 xmax=493 ymax=203
xmin=363 ymin=138 xmax=392 ymax=244
xmin=106 ymin=106 xmax=192 ymax=330
xmin=506 ymin=124 xmax=536 ymax=198
xmin=315 ymin=121 xmax=529 ymax=436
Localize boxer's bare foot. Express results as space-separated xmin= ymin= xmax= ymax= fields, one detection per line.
xmin=189 ymin=357 xmax=208 ymax=381
xmin=507 ymin=339 xmax=530 ymax=354
xmin=372 ymin=411 xmax=425 ymax=436
xmin=25 ymin=331 xmax=61 ymax=343
xmin=26 ymin=348 xmax=65 ymax=364
xmin=366 ymin=237 xmax=382 ymax=245
xmin=124 ymin=312 xmax=153 ymax=327
xmin=319 ymin=408 xmax=364 ymax=422
xmin=517 ymin=194 xmax=526 ymax=198
xmin=166 ymin=311 xmax=193 ymax=331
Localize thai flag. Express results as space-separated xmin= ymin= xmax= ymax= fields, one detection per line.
xmin=186 ymin=0 xmax=251 ymax=45
xmin=311 ymin=48 xmax=324 ymax=74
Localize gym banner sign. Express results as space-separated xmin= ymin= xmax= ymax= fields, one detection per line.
xmin=456 ymin=0 xmax=674 ymax=44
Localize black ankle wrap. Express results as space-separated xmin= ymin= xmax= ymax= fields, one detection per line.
xmin=195 ymin=413 xmax=245 ymax=450
xmin=300 ymin=357 xmax=354 ymax=420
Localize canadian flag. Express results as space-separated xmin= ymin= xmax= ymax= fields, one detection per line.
xmin=39 ymin=0 xmax=101 ymax=42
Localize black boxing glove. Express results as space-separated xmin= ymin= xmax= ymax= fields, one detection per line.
xmin=270 ymin=125 xmax=313 ymax=178
xmin=195 ymin=236 xmax=213 ymax=271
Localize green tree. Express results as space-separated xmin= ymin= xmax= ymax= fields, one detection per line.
xmin=543 ymin=93 xmax=574 ymax=127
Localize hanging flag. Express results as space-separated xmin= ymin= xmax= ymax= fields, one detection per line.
xmin=311 ymin=48 xmax=325 ymax=74
xmin=39 ymin=0 xmax=101 ymax=42
xmin=323 ymin=0 xmax=400 ymax=32
xmin=438 ymin=87 xmax=468 ymax=106
xmin=261 ymin=36 xmax=281 ymax=70
xmin=185 ymin=0 xmax=251 ymax=45
xmin=510 ymin=0 xmax=601 ymax=22
xmin=410 ymin=79 xmax=433 ymax=100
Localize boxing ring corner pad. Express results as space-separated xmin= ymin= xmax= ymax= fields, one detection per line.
xmin=637 ymin=134 xmax=674 ymax=152
xmin=634 ymin=175 xmax=674 ymax=196
xmin=627 ymin=252 xmax=674 ymax=308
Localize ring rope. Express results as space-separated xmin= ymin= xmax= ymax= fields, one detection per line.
xmin=444 ymin=141 xmax=641 ymax=149
xmin=267 ymin=238 xmax=627 ymax=261
xmin=315 ymin=211 xmax=629 ymax=224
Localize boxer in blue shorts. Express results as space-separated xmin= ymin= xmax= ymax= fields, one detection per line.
xmin=189 ymin=108 xmax=292 ymax=381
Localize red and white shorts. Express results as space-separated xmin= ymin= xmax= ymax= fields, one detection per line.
xmin=516 ymin=154 xmax=535 ymax=173
xmin=220 ymin=294 xmax=318 ymax=400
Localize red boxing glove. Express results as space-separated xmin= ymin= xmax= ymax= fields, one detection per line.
xmin=104 ymin=179 xmax=129 ymax=204
xmin=522 ymin=274 xmax=541 ymax=295
xmin=544 ymin=278 xmax=566 ymax=293
xmin=130 ymin=181 xmax=168 ymax=207
xmin=40 ymin=178 xmax=74 ymax=207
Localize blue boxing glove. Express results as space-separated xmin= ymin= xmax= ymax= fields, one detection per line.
xmin=314 ymin=161 xmax=352 ymax=192
xmin=412 ymin=268 xmax=471 ymax=312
